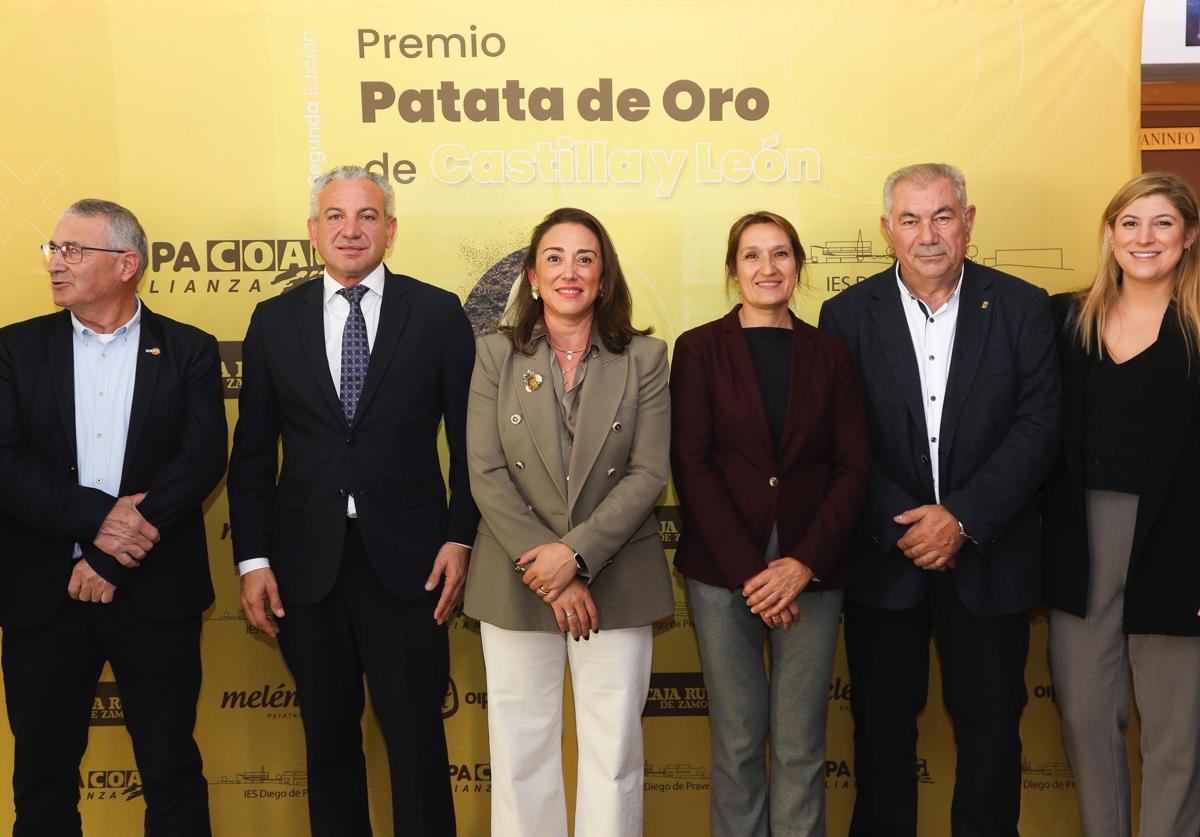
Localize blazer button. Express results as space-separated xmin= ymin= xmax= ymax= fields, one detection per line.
xmin=920 ymin=454 xmax=930 ymax=465
xmin=515 ymin=460 xmax=525 ymax=470
xmin=346 ymin=436 xmax=355 ymax=446
xmin=525 ymin=504 xmax=534 ymax=511
xmin=339 ymin=489 xmax=348 ymax=497
xmin=607 ymin=467 xmax=617 ymax=477
xmin=768 ymin=476 xmax=779 ymax=487
xmin=611 ymin=421 xmax=622 ymax=432
xmin=511 ymin=414 xmax=522 ymax=425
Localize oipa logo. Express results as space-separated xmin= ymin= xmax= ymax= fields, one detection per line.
xmin=146 ymin=239 xmax=323 ymax=295
xmin=643 ymin=672 xmax=707 ymax=717
xmin=90 ymin=680 xmax=124 ymax=727
xmin=442 ymin=678 xmax=460 ymax=718
xmin=79 ymin=769 xmax=143 ymax=802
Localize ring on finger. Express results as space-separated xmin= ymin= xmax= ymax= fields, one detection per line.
xmin=537 ymin=585 xmax=549 ymax=597
xmin=566 ymin=611 xmax=578 ymax=619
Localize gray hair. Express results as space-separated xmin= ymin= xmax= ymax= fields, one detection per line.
xmin=63 ymin=198 xmax=148 ymax=280
xmin=309 ymin=165 xmax=395 ymax=220
xmin=882 ymin=163 xmax=969 ymax=218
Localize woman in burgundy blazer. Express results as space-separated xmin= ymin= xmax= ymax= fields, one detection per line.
xmin=670 ymin=211 xmax=869 ymax=837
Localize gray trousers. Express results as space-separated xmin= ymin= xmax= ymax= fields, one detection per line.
xmin=1049 ymin=490 xmax=1200 ymax=837
xmin=687 ymin=576 xmax=842 ymax=837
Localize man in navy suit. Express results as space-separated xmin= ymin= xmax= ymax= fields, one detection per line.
xmin=227 ymin=165 xmax=477 ymax=836
xmin=819 ymin=164 xmax=1060 ymax=837
xmin=0 ymin=199 xmax=226 ymax=836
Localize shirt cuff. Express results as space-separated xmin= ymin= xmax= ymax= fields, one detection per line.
xmin=238 ymin=557 xmax=272 ymax=576
xmin=448 ymin=542 xmax=473 ymax=551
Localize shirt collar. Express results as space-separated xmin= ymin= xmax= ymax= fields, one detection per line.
xmin=530 ymin=320 xmax=600 ymax=357
xmin=894 ymin=262 xmax=964 ymax=313
xmin=70 ymin=297 xmax=142 ymax=341
xmin=322 ymin=263 xmax=386 ymax=306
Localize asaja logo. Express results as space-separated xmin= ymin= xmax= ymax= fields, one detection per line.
xmin=643 ymin=672 xmax=707 ymax=717
xmin=442 ymin=678 xmax=459 ymax=718
xmin=146 ymin=239 xmax=323 ymax=295
xmin=90 ymin=680 xmax=124 ymax=727
xmin=79 ymin=769 xmax=143 ymax=802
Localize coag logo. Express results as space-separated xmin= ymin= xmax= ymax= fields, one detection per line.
xmin=145 ymin=239 xmax=323 ymax=295
xmin=442 ymin=678 xmax=460 ymax=718
xmin=655 ymin=505 xmax=681 ymax=548
xmin=90 ymin=680 xmax=124 ymax=727
xmin=79 ymin=769 xmax=143 ymax=802
xmin=643 ymin=672 xmax=707 ymax=717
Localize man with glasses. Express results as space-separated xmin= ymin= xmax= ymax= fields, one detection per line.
xmin=0 ymin=199 xmax=227 ymax=836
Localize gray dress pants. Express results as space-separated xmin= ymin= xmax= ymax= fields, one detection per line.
xmin=687 ymin=565 xmax=841 ymax=837
xmin=1049 ymin=490 xmax=1200 ymax=837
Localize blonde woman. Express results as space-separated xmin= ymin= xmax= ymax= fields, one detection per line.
xmin=1043 ymin=172 xmax=1200 ymax=837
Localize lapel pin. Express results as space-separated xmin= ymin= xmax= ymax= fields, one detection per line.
xmin=522 ymin=370 xmax=543 ymax=392
xmin=980 ymin=300 xmax=990 ymax=310
xmin=145 ymin=347 xmax=161 ymax=355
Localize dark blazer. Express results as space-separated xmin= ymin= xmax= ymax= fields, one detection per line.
xmin=0 ymin=305 xmax=226 ymax=629
xmin=227 ymin=269 xmax=479 ymax=603
xmin=1042 ymin=294 xmax=1200 ymax=635
xmin=670 ymin=307 xmax=870 ymax=590
xmin=819 ymin=261 xmax=1060 ymax=617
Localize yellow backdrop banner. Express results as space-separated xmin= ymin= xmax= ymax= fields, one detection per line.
xmin=0 ymin=1 xmax=1141 ymax=835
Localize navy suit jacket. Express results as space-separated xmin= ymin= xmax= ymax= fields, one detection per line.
xmin=227 ymin=269 xmax=479 ymax=603
xmin=0 ymin=306 xmax=226 ymax=629
xmin=818 ymin=260 xmax=1060 ymax=617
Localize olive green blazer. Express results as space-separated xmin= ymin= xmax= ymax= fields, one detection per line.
xmin=463 ymin=331 xmax=673 ymax=631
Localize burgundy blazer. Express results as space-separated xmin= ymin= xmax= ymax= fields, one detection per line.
xmin=669 ymin=307 xmax=870 ymax=590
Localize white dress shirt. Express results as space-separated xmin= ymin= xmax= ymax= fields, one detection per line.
xmin=895 ymin=264 xmax=963 ymax=503
xmin=71 ymin=300 xmax=142 ymax=559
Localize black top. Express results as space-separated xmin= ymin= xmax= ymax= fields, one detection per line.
xmin=743 ymin=327 xmax=792 ymax=451
xmin=1083 ymin=341 xmax=1161 ymax=493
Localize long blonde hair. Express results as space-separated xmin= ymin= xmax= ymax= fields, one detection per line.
xmin=1073 ymin=172 xmax=1200 ymax=359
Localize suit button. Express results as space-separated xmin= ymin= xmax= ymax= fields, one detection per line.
xmin=525 ymin=504 xmax=534 ymax=511
xmin=511 ymin=414 xmax=522 ymax=425
xmin=69 ymin=466 xmax=77 ymax=473
xmin=920 ymin=454 xmax=930 ymax=465
xmin=339 ymin=489 xmax=348 ymax=497
xmin=611 ymin=421 xmax=622 ymax=432
xmin=515 ymin=460 xmax=525 ymax=470
xmin=346 ymin=436 xmax=355 ymax=446
xmin=768 ymin=476 xmax=779 ymax=487
xmin=607 ymin=467 xmax=617 ymax=477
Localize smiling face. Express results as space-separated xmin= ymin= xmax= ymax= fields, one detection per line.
xmin=884 ymin=176 xmax=975 ymax=290
xmin=734 ymin=222 xmax=797 ymax=315
xmin=1107 ymin=193 xmax=1199 ymax=289
xmin=307 ymin=177 xmax=397 ymax=285
xmin=527 ymin=222 xmax=603 ymax=325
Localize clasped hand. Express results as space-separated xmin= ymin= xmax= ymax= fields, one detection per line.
xmin=93 ymin=492 xmax=159 ymax=568
xmin=516 ymin=541 xmax=578 ymax=602
xmin=742 ymin=557 xmax=813 ymax=630
xmin=894 ymin=504 xmax=965 ymax=570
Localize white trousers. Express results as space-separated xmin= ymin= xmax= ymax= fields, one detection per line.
xmin=480 ymin=622 xmax=654 ymax=837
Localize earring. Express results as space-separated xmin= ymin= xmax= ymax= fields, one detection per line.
xmin=531 ymin=285 xmax=540 ymax=301
xmin=598 ymin=285 xmax=605 ymax=298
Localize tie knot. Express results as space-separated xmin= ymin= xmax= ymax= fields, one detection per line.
xmin=338 ymin=284 xmax=368 ymax=306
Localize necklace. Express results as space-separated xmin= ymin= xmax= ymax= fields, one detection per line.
xmin=550 ymin=341 xmax=587 ymax=362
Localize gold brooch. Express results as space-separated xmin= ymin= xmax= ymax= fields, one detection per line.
xmin=522 ymin=370 xmax=543 ymax=392
xmin=980 ymin=300 xmax=990 ymax=310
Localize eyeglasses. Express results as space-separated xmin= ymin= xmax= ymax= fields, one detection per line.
xmin=40 ymin=242 xmax=128 ymax=264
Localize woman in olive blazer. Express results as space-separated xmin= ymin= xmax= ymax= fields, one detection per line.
xmin=463 ymin=208 xmax=671 ymax=837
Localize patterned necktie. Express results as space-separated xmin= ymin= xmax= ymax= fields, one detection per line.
xmin=338 ymin=284 xmax=370 ymax=423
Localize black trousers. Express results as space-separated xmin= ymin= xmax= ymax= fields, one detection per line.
xmin=1 ymin=595 xmax=209 ymax=837
xmin=844 ymin=572 xmax=1030 ymax=837
xmin=276 ymin=522 xmax=454 ymax=837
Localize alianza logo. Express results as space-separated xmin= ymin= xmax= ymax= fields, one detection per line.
xmin=448 ymin=760 xmax=491 ymax=794
xmin=145 ymin=239 xmax=323 ymax=295
xmin=79 ymin=769 xmax=143 ymax=802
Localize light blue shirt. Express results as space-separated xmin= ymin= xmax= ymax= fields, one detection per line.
xmin=71 ymin=300 xmax=142 ymax=557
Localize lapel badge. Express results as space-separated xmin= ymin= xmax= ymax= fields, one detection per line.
xmin=144 ymin=347 xmax=161 ymax=355
xmin=980 ymin=300 xmax=990 ymax=310
xmin=522 ymin=370 xmax=543 ymax=392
